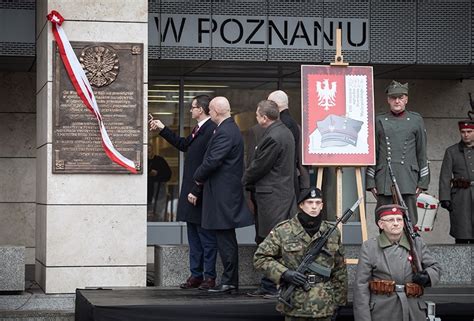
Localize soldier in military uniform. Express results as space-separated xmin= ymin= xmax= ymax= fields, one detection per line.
xmin=366 ymin=81 xmax=430 ymax=224
xmin=353 ymin=204 xmax=441 ymax=321
xmin=253 ymin=187 xmax=347 ymax=321
xmin=439 ymin=119 xmax=474 ymax=243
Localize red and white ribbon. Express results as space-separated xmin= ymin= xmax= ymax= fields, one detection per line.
xmin=47 ymin=10 xmax=138 ymax=174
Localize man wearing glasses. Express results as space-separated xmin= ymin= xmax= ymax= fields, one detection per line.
xmin=149 ymin=95 xmax=218 ymax=290
xmin=353 ymin=204 xmax=441 ymax=321
xmin=365 ymin=81 xmax=430 ymax=225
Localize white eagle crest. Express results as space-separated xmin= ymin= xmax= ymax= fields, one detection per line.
xmin=316 ymin=79 xmax=337 ymax=111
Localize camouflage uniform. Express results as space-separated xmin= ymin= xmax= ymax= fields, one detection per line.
xmin=253 ymin=215 xmax=347 ymax=320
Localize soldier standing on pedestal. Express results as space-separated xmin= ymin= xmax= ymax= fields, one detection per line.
xmin=439 ymin=119 xmax=474 ymax=244
xmin=366 ymin=81 xmax=430 ymax=225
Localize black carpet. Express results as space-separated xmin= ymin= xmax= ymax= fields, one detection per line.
xmin=75 ymin=287 xmax=474 ymax=321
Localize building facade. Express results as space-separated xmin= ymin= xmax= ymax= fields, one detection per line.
xmin=1 ymin=0 xmax=473 ymax=292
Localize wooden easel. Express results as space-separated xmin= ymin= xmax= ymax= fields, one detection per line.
xmin=317 ymin=29 xmax=368 ymax=264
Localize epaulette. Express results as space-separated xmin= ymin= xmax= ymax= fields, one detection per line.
xmin=275 ymin=219 xmax=291 ymax=228
xmin=406 ymin=110 xmax=422 ymax=118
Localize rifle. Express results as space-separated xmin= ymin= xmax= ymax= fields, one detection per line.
xmin=386 ymin=159 xmax=422 ymax=272
xmin=278 ymin=197 xmax=363 ymax=309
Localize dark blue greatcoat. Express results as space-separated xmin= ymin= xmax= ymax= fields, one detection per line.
xmin=159 ymin=119 xmax=216 ymax=224
xmin=193 ymin=117 xmax=254 ymax=230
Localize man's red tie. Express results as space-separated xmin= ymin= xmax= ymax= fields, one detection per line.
xmin=191 ymin=125 xmax=199 ymax=138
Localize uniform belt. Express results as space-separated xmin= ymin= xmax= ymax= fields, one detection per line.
xmin=395 ymin=284 xmax=405 ymax=292
xmin=306 ymin=274 xmax=328 ymax=285
xmin=369 ymin=280 xmax=423 ymax=297
xmin=451 ymin=178 xmax=474 ymax=188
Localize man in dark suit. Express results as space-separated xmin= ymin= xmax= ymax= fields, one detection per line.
xmin=149 ymin=95 xmax=218 ymax=290
xmin=190 ymin=96 xmax=253 ymax=294
xmin=243 ymin=100 xmax=296 ymax=297
xmin=268 ymin=90 xmax=310 ymax=197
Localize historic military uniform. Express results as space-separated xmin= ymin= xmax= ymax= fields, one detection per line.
xmin=353 ymin=205 xmax=441 ymax=321
xmin=366 ymin=81 xmax=430 ymax=224
xmin=439 ymin=120 xmax=474 ymax=242
xmin=253 ymin=188 xmax=347 ymax=321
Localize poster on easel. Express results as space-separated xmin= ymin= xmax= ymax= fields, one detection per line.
xmin=301 ymin=65 xmax=375 ymax=166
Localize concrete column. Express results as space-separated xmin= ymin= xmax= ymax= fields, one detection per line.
xmin=36 ymin=0 xmax=148 ymax=293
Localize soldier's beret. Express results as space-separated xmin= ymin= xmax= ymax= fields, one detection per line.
xmin=385 ymin=80 xmax=409 ymax=96
xmin=458 ymin=119 xmax=474 ymax=130
xmin=375 ymin=204 xmax=406 ymax=221
xmin=316 ymin=115 xmax=363 ymax=148
xmin=298 ymin=187 xmax=322 ymax=204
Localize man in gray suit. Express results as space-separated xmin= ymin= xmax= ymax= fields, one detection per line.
xmin=243 ymin=100 xmax=297 ymax=297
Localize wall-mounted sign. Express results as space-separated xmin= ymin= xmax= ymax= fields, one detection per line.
xmin=52 ymin=42 xmax=144 ymax=174
xmin=149 ymin=14 xmax=368 ymax=50
xmin=301 ymin=65 xmax=375 ymax=166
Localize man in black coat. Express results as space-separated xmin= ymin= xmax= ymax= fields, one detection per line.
xmin=149 ymin=95 xmax=218 ymax=290
xmin=190 ymin=96 xmax=253 ymax=294
xmin=268 ymin=90 xmax=310 ymax=197
xmin=243 ymin=99 xmax=296 ymax=297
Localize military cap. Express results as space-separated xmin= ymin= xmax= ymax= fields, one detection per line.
xmin=375 ymin=204 xmax=406 ymax=221
xmin=317 ymin=114 xmax=363 ymax=148
xmin=385 ymin=80 xmax=409 ymax=96
xmin=458 ymin=119 xmax=474 ymax=130
xmin=298 ymin=186 xmax=322 ymax=204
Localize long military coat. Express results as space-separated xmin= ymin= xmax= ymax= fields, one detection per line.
xmin=193 ymin=117 xmax=253 ymax=230
xmin=254 ymin=216 xmax=347 ymax=319
xmin=242 ymin=120 xmax=297 ymax=239
xmin=353 ymin=233 xmax=441 ymax=321
xmin=159 ymin=119 xmax=216 ymax=224
xmin=366 ymin=111 xmax=430 ymax=195
xmin=439 ymin=141 xmax=474 ymax=239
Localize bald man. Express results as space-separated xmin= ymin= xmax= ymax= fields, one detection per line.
xmin=268 ymin=90 xmax=309 ymax=197
xmin=192 ymin=96 xmax=253 ymax=294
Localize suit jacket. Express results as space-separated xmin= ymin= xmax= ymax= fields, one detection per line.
xmin=193 ymin=117 xmax=253 ymax=230
xmin=366 ymin=110 xmax=430 ymax=195
xmin=242 ymin=120 xmax=297 ymax=238
xmin=439 ymin=141 xmax=474 ymax=239
xmin=159 ymin=119 xmax=216 ymax=224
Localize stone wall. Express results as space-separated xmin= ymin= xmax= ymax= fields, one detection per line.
xmin=0 ymin=72 xmax=36 ymax=264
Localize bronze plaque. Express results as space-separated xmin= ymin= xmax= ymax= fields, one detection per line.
xmin=52 ymin=42 xmax=143 ymax=174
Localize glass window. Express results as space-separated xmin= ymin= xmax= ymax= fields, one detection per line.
xmin=184 ymin=80 xmax=278 ymax=168
xmin=147 ymin=80 xmax=180 ymax=222
xmin=147 ymin=78 xmax=279 ymax=223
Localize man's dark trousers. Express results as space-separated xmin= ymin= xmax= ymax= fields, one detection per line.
xmin=187 ymin=222 xmax=217 ymax=279
xmin=215 ymin=229 xmax=239 ymax=286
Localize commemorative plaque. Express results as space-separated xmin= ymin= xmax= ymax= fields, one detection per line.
xmin=52 ymin=42 xmax=143 ymax=174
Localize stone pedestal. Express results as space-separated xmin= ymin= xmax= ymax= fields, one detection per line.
xmin=35 ymin=0 xmax=148 ymax=293
xmin=154 ymin=245 xmax=263 ymax=287
xmin=155 ymin=244 xmax=474 ymax=287
xmin=0 ymin=246 xmax=25 ymax=291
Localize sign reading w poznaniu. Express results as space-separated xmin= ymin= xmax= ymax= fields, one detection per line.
xmin=301 ymin=65 xmax=375 ymax=166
